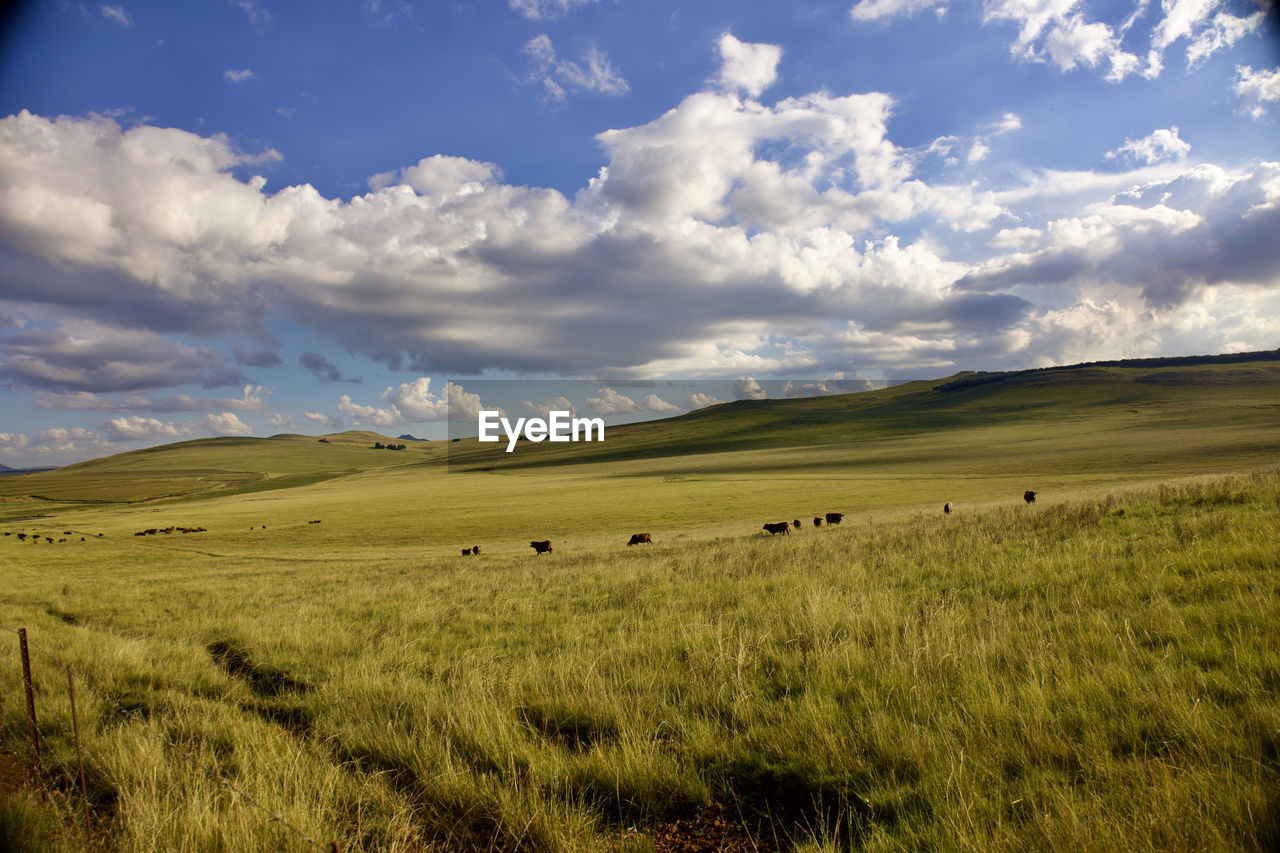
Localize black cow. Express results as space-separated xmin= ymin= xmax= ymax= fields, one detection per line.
xmin=825 ymin=512 xmax=844 ymax=525
xmin=628 ymin=533 xmax=652 ymax=546
xmin=944 ymin=502 xmax=952 ymax=514
xmin=813 ymin=517 xmax=823 ymax=527
xmin=530 ymin=540 xmax=553 ymax=555
xmin=762 ymin=522 xmax=790 ymax=535
xmin=791 ymin=519 xmax=801 ymax=529
xmin=1024 ymin=490 xmax=1037 ymax=504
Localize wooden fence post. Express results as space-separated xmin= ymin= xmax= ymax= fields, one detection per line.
xmin=18 ymin=628 xmax=42 ymax=778
xmin=67 ymin=666 xmax=92 ymax=846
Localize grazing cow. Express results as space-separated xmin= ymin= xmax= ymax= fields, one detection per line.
xmin=4 ymin=532 xmax=11 ymax=536
xmin=309 ymin=520 xmax=322 ymax=524
xmin=134 ymin=532 xmax=145 ymax=536
xmin=530 ymin=540 xmax=553 ymax=555
xmin=944 ymin=502 xmax=952 ymax=514
xmin=58 ymin=538 xmax=66 ymax=543
xmin=813 ymin=517 xmax=822 ymax=527
xmin=45 ymin=538 xmax=53 ymax=544
xmin=762 ymin=522 xmax=790 ymax=536
xmin=472 ymin=545 xmax=481 ymax=555
xmin=15 ymin=533 xmax=24 ymax=541
xmin=461 ymin=547 xmax=473 ymax=555
xmin=628 ymin=533 xmax=652 ymax=546
xmin=1024 ymin=490 xmax=1037 ymax=504
xmin=791 ymin=519 xmax=802 ymax=529
xmin=825 ymin=512 xmax=844 ymax=525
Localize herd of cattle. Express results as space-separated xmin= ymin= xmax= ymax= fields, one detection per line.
xmin=474 ymin=490 xmax=1041 ymax=556
xmin=4 ymin=491 xmax=1043 ymax=556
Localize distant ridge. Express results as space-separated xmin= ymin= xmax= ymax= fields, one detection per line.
xmin=0 ymin=463 xmax=58 ymax=475
xmin=932 ymin=349 xmax=1280 ymax=393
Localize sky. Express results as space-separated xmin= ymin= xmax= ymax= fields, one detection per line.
xmin=0 ymin=0 xmax=1278 ymax=466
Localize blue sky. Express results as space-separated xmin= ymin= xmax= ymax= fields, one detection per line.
xmin=0 ymin=0 xmax=1277 ymax=465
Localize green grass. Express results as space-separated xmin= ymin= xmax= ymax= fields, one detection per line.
xmin=0 ymin=355 xmax=1278 ymax=851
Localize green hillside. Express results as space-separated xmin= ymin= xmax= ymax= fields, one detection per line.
xmin=445 ymin=351 xmax=1280 ymax=471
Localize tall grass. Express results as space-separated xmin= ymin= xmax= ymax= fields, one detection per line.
xmin=1 ymin=473 xmax=1278 ymax=851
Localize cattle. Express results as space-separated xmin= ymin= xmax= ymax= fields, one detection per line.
xmin=63 ymin=530 xmax=71 ymax=535
xmin=45 ymin=538 xmax=53 ymax=544
xmin=762 ymin=522 xmax=790 ymax=535
xmin=791 ymin=519 xmax=801 ymax=529
xmin=530 ymin=540 xmax=553 ymax=555
xmin=813 ymin=517 xmax=822 ymax=527
xmin=1024 ymin=490 xmax=1037 ymax=504
xmin=944 ymin=502 xmax=952 ymax=514
xmin=628 ymin=533 xmax=652 ymax=546
xmin=825 ymin=512 xmax=844 ymax=525
xmin=461 ymin=547 xmax=472 ymax=555
xmin=461 ymin=545 xmax=481 ymax=555
xmin=14 ymin=534 xmax=22 ymax=541
xmin=3 ymin=532 xmax=9 ymax=536
xmin=309 ymin=520 xmax=322 ymax=524
xmin=58 ymin=538 xmax=66 ymax=543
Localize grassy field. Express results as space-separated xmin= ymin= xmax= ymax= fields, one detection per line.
xmin=0 ymin=355 xmax=1278 ymax=851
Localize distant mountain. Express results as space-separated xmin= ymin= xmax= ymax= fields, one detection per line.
xmin=0 ymin=463 xmax=57 ymax=475
xmin=398 ymin=434 xmax=426 ymax=441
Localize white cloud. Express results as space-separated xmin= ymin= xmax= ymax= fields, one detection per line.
xmin=101 ymin=416 xmax=195 ymax=440
xmin=509 ymin=0 xmax=597 ymax=20
xmin=642 ymin=393 xmax=680 ymax=413
xmin=337 ymin=394 xmax=401 ymax=428
xmin=586 ymin=387 xmax=641 ymax=416
xmin=1235 ymin=65 xmax=1280 ymax=119
xmin=265 ymin=412 xmax=296 ymax=432
xmin=714 ymin=33 xmax=783 ymax=97
xmin=983 ymin=112 xmax=1023 ymax=135
xmin=202 ymin=411 xmax=252 ymax=435
xmin=101 ymin=6 xmax=133 ymax=27
xmin=303 ymin=411 xmax=333 ymax=425
xmin=522 ymin=35 xmax=628 ymax=101
xmin=1107 ymin=127 xmax=1191 ymax=165
xmin=224 ymin=69 xmax=255 ymax=84
xmin=380 ymin=378 xmax=491 ymax=422
xmin=685 ymin=392 xmax=726 ymax=410
xmin=521 ymin=395 xmax=577 ymax=420
xmin=229 ymin=0 xmax=271 ymax=31
xmin=733 ymin=377 xmax=767 ymax=400
xmin=851 ymin=0 xmax=947 ymax=22
xmin=989 ymin=226 xmax=1044 ymax=249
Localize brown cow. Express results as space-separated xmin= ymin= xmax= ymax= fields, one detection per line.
xmin=944 ymin=502 xmax=952 ymax=514
xmin=530 ymin=540 xmax=553 ymax=555
xmin=762 ymin=522 xmax=790 ymax=535
xmin=628 ymin=533 xmax=652 ymax=546
xmin=813 ymin=517 xmax=822 ymax=527
xmin=825 ymin=512 xmax=844 ymax=525
xmin=1024 ymin=490 xmax=1037 ymax=504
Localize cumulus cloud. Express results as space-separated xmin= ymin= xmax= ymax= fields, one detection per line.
xmin=733 ymin=377 xmax=767 ymax=400
xmin=586 ymin=387 xmax=641 ymax=416
xmin=299 ymin=352 xmax=362 ymax=383
xmin=383 ymin=377 xmax=487 ymax=422
xmin=642 ymin=393 xmax=680 ymax=413
xmin=0 ymin=32 xmax=1278 ymax=395
xmin=224 ymin=69 xmax=255 ymax=83
xmin=714 ymin=33 xmax=783 ymax=97
xmin=100 ymin=412 xmax=250 ymax=440
xmin=336 ymin=394 xmax=401 ymax=428
xmin=522 ymin=35 xmax=628 ymax=101
xmin=303 ymin=411 xmax=334 ymax=426
xmin=1107 ymin=127 xmax=1191 ymax=165
xmin=0 ymin=427 xmax=122 ymax=465
xmin=265 ymin=412 xmax=296 ymax=432
xmin=509 ymin=0 xmax=597 ymax=20
xmin=685 ymin=392 xmax=726 ymax=410
xmin=1235 ymin=65 xmax=1280 ymax=119
xmin=521 ymin=395 xmax=578 ymax=419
